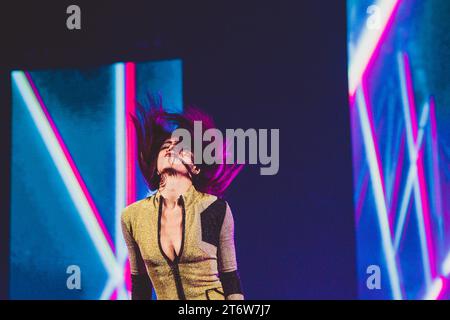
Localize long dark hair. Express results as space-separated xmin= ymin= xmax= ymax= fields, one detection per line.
xmin=131 ymin=94 xmax=243 ymax=197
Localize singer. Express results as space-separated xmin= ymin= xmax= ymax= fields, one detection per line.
xmin=121 ymin=96 xmax=244 ymax=300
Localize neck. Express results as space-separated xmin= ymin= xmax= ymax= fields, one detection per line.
xmin=159 ymin=174 xmax=192 ymax=209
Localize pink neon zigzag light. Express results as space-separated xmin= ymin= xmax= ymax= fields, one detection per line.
xmin=124 ymin=62 xmax=136 ymax=294
xmin=350 ymin=0 xmax=446 ymax=297
xmin=400 ymin=53 xmax=436 ymax=279
xmin=18 ymin=65 xmax=146 ymax=300
xmin=126 ymin=62 xmax=137 ymax=206
xmin=349 ymin=0 xmax=401 ymax=99
xmin=24 ymin=72 xmax=115 ymax=252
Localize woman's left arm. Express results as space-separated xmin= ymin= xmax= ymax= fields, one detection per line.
xmin=218 ymin=202 xmax=244 ymax=300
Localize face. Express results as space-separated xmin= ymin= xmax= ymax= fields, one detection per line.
xmin=156 ymin=137 xmax=196 ymax=176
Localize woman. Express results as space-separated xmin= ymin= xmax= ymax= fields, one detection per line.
xmin=121 ymin=96 xmax=244 ymax=300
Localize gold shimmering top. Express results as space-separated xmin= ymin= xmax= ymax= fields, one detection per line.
xmin=121 ymin=185 xmax=241 ymax=300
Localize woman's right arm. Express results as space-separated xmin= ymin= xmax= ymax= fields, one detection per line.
xmin=121 ymin=213 xmax=153 ymax=300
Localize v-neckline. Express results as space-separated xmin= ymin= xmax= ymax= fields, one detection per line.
xmin=157 ymin=195 xmax=186 ymax=265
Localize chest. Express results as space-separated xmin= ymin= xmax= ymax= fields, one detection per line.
xmin=159 ymin=207 xmax=183 ymax=259
xmin=133 ymin=200 xmax=222 ymax=266
xmin=134 ymin=203 xmax=201 ymax=264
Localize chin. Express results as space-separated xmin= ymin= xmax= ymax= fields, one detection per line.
xmin=160 ymin=167 xmax=188 ymax=177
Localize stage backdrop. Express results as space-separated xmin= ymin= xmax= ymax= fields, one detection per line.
xmin=4 ymin=1 xmax=356 ymax=300
xmin=348 ymin=0 xmax=450 ymax=299
xmin=10 ymin=60 xmax=182 ymax=299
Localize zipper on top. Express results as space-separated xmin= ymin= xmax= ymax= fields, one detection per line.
xmin=157 ymin=195 xmax=187 ymax=300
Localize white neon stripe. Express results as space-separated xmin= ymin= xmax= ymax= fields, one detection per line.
xmin=100 ymin=261 xmax=128 ymax=300
xmin=443 ymin=252 xmax=450 ymax=276
xmin=393 ymin=99 xmax=429 ymax=248
xmin=423 ymin=277 xmax=443 ymax=300
xmin=393 ymin=102 xmax=429 ymax=250
xmin=348 ymin=0 xmax=400 ymax=96
xmin=12 ymin=71 xmax=122 ymax=283
xmin=356 ymin=86 xmax=402 ymax=300
xmin=100 ymin=278 xmax=117 ymax=300
xmin=395 ymin=53 xmax=432 ymax=289
xmin=99 ymin=255 xmax=129 ymax=300
xmin=114 ymin=63 xmax=128 ymax=299
xmin=115 ymin=62 xmax=126 ymax=259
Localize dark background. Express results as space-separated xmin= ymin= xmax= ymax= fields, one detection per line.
xmin=0 ymin=0 xmax=356 ymax=299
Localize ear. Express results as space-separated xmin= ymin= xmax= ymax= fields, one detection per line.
xmin=191 ymin=165 xmax=201 ymax=175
